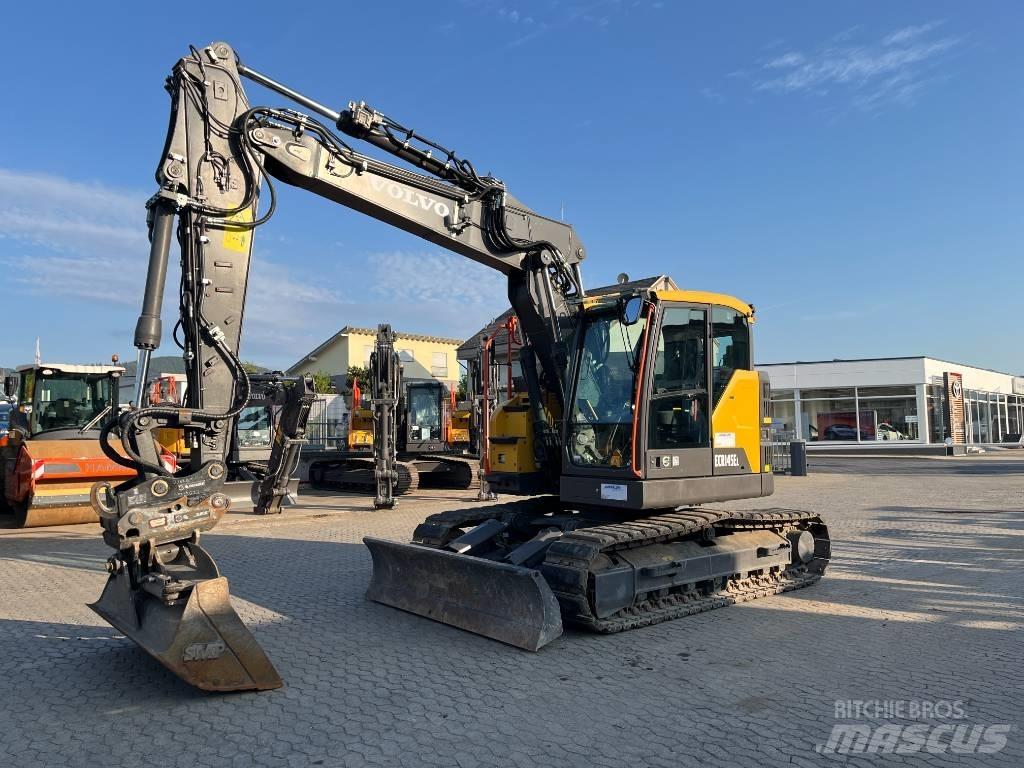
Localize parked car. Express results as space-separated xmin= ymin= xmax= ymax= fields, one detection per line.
xmin=876 ymin=423 xmax=907 ymax=440
xmin=822 ymin=424 xmax=867 ymax=441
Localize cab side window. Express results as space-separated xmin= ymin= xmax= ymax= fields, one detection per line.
xmin=649 ymin=307 xmax=709 ymax=449
xmin=711 ymin=307 xmax=751 ymax=407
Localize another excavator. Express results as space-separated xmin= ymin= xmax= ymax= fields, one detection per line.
xmin=309 ymin=326 xmax=480 ymax=502
xmin=89 ymin=42 xmax=830 ymax=692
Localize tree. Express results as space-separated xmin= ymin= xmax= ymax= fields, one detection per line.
xmin=241 ymin=361 xmax=268 ymax=374
xmin=311 ymin=370 xmax=335 ymax=394
xmin=347 ymin=365 xmax=370 ymax=389
xmin=457 ymin=373 xmax=468 ymax=401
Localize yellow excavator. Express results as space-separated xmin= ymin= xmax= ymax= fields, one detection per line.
xmin=87 ymin=42 xmax=830 ymax=691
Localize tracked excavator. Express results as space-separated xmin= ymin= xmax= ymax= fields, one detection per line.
xmin=89 ymin=42 xmax=830 ymax=692
xmin=309 ymin=325 xmax=480 ymax=502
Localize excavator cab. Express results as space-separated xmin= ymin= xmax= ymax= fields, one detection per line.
xmin=483 ymin=288 xmax=773 ymax=508
xmin=560 ymin=290 xmax=771 ymax=506
xmin=404 ymin=381 xmax=449 ymax=452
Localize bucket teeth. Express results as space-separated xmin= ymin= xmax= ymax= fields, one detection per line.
xmin=90 ymin=569 xmax=281 ymax=692
xmin=364 ymin=536 xmax=563 ymax=652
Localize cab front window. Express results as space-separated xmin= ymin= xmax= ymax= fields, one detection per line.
xmin=568 ymin=311 xmax=647 ymax=467
xmin=29 ymin=372 xmax=113 ymax=435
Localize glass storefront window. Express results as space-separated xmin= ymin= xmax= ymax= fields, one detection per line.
xmin=770 ymin=389 xmax=794 ymax=401
xmin=968 ymin=394 xmax=990 ymax=443
xmin=857 ymin=395 xmax=919 ymax=441
xmin=801 ymin=397 xmax=858 ymax=441
xmin=927 ymin=395 xmax=947 ymax=443
xmin=1008 ymin=396 xmax=1021 ymax=438
xmin=771 ymin=400 xmax=797 ymax=435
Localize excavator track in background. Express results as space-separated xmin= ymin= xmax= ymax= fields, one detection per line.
xmin=431 ymin=455 xmax=481 ymax=490
xmin=309 ymin=457 xmax=420 ymax=496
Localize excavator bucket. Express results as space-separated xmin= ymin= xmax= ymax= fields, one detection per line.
xmin=89 ymin=570 xmax=282 ymax=692
xmin=364 ymin=537 xmax=563 ymax=651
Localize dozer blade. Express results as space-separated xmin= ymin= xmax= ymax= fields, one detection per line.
xmin=89 ymin=571 xmax=282 ymax=692
xmin=364 ymin=537 xmax=563 ymax=651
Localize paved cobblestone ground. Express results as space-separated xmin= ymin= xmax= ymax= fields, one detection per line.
xmin=0 ymin=456 xmax=1021 ymax=767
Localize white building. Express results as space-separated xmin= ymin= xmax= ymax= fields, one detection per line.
xmin=758 ymin=357 xmax=1024 ymax=447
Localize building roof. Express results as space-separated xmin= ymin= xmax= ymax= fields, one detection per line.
xmin=338 ymin=326 xmax=464 ymax=345
xmin=288 ymin=326 xmax=464 ymax=373
xmin=758 ymin=356 xmax=1021 ymax=378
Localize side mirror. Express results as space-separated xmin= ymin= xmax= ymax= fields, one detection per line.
xmin=620 ymin=296 xmax=643 ymax=326
xmin=3 ymin=376 xmax=16 ymax=398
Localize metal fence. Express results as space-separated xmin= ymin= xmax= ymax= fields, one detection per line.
xmin=768 ymin=429 xmax=797 ymax=474
xmin=305 ymin=396 xmax=347 ymax=451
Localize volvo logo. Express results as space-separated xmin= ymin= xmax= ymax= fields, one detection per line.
xmin=369 ymin=177 xmax=451 ymax=218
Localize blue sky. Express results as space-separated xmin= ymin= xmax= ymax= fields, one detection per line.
xmin=0 ymin=1 xmax=1020 ymax=373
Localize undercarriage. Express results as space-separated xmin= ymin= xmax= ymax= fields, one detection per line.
xmin=365 ymin=500 xmax=830 ymax=650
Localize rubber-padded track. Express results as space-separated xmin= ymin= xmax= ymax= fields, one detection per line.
xmin=542 ymin=507 xmax=830 ymax=633
xmin=406 ymin=502 xmax=830 ymax=637
xmin=309 ymin=458 xmax=419 ymax=496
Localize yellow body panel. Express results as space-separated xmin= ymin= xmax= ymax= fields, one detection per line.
xmin=710 ymin=370 xmax=762 ymax=473
xmin=488 ymin=394 xmax=537 ymax=474
xmin=654 ymin=290 xmax=754 ymax=319
xmin=581 ymin=287 xmax=754 ymax=323
xmin=450 ymin=408 xmax=471 ymax=445
xmin=348 ymin=407 xmax=374 ymax=449
xmin=155 ymin=427 xmax=187 ymax=457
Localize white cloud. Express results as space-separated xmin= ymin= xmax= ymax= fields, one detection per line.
xmin=764 ymin=52 xmax=805 ymax=69
xmin=0 ymin=169 xmax=514 ymax=367
xmin=365 ymin=251 xmax=506 ymax=310
xmin=884 ymin=21 xmax=943 ymax=46
xmin=465 ymin=0 xmax=624 ymax=48
xmin=750 ymin=21 xmax=958 ymax=110
xmin=0 ymin=168 xmax=346 ymax=366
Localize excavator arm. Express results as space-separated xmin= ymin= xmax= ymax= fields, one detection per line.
xmin=90 ymin=41 xmax=588 ymax=691
xmin=247 ymin=374 xmax=317 ymax=516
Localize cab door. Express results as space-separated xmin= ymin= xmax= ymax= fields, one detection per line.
xmin=709 ymin=306 xmax=760 ymax=475
xmin=644 ymin=303 xmax=712 ymax=480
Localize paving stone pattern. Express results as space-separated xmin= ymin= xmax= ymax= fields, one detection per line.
xmin=0 ymin=457 xmax=1021 ymax=767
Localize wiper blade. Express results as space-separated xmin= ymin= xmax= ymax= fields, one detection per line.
xmin=79 ymin=405 xmax=112 ymax=434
